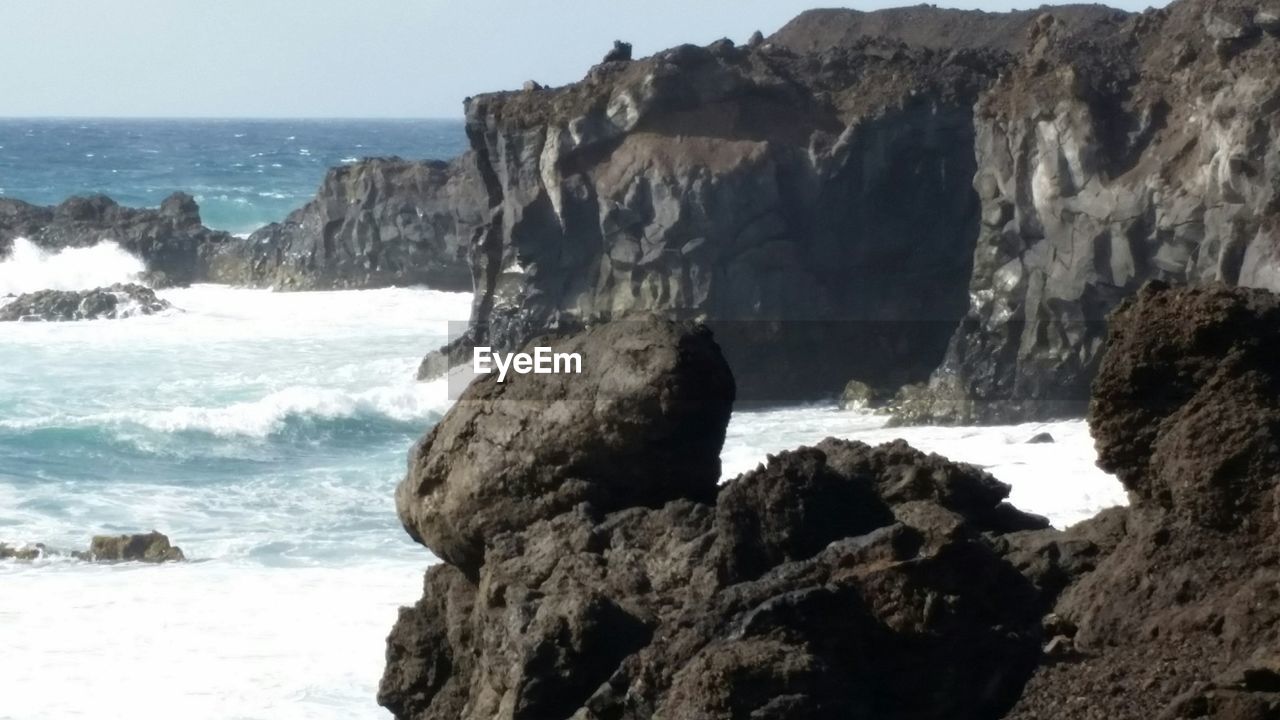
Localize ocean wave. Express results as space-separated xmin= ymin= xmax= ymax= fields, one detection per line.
xmin=1 ymin=381 xmax=451 ymax=441
xmin=0 ymin=238 xmax=145 ymax=295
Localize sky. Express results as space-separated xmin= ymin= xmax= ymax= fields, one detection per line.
xmin=0 ymin=0 xmax=1163 ymax=119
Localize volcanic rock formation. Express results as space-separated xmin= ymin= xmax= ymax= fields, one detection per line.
xmin=418 ymin=33 xmax=1004 ymax=401
xmin=383 ymin=319 xmax=1052 ymax=720
xmin=208 ymin=156 xmax=483 ymax=291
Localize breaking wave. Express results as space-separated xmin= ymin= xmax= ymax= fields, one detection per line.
xmin=0 ymin=238 xmax=146 ymax=295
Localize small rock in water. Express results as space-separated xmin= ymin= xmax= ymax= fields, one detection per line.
xmin=87 ymin=531 xmax=186 ymax=563
xmin=0 ymin=283 xmax=171 ymax=322
xmin=1027 ymin=432 xmax=1055 ymax=444
xmin=0 ymin=543 xmax=45 ymax=561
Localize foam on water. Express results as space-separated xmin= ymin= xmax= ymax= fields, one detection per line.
xmin=0 ymin=237 xmax=145 ymax=295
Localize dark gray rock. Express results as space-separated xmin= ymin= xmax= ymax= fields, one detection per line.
xmin=396 ymin=318 xmax=735 ymax=575
xmin=422 ymin=36 xmax=1006 ymax=402
xmin=0 ymin=283 xmax=171 ymax=321
xmin=602 ymin=40 xmax=633 ymax=63
xmin=896 ymin=0 xmax=1280 ymax=424
xmin=1027 ymin=432 xmax=1055 ymax=444
xmin=208 ymin=155 xmax=485 ymax=291
xmin=0 ymin=193 xmax=233 ymax=286
xmin=383 ymin=321 xmax=1049 ymax=720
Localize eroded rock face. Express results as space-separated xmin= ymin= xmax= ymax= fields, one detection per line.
xmin=383 ymin=322 xmax=1050 ymax=720
xmin=395 ymin=318 xmax=735 ymax=574
xmin=1005 ymin=282 xmax=1280 ymax=719
xmin=421 ymin=36 xmax=1003 ymax=401
xmin=208 ymin=155 xmax=485 ymax=291
xmin=901 ymin=0 xmax=1280 ymax=423
xmin=0 ymin=283 xmax=171 ymax=321
xmin=0 ymin=193 xmax=233 ymax=287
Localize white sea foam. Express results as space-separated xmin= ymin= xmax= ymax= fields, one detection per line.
xmin=0 ymin=238 xmax=145 ymax=295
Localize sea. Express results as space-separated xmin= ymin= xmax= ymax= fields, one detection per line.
xmin=0 ymin=120 xmax=1127 ymax=720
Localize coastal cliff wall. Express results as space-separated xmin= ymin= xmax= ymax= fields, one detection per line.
xmin=422 ymin=0 xmax=1280 ymax=417
xmin=427 ymin=38 xmax=1002 ymax=400
xmin=892 ymin=0 xmax=1280 ymax=422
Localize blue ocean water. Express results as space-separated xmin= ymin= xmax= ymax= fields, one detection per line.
xmin=0 ymin=119 xmax=469 ymax=235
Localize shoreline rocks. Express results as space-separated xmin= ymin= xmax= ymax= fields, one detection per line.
xmin=386 ymin=282 xmax=1280 ymax=718
xmin=382 ymin=319 xmax=1054 ymax=719
xmin=0 ymin=531 xmax=186 ymax=564
xmin=0 ymin=283 xmax=171 ymax=322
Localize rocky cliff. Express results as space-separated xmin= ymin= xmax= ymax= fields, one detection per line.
xmin=0 ymin=193 xmax=233 ymax=287
xmin=421 ymin=35 xmax=1005 ymax=400
xmin=208 ymin=155 xmax=483 ymax=291
xmin=422 ymin=0 xmax=1280 ymax=417
xmin=892 ymin=0 xmax=1280 ymax=422
xmin=384 ymin=283 xmax=1280 ymax=718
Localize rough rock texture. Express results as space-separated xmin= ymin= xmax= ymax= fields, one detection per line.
xmin=1006 ymin=282 xmax=1280 ymax=719
xmin=900 ymin=0 xmax=1280 ymax=423
xmin=0 ymin=283 xmax=171 ymax=321
xmin=771 ymin=4 xmax=1129 ymax=54
xmin=87 ymin=531 xmax=185 ymax=563
xmin=0 ymin=193 xmax=233 ymax=287
xmin=383 ymin=321 xmax=1052 ymax=720
xmin=420 ymin=34 xmax=1007 ymax=401
xmin=209 ymin=155 xmax=484 ymax=290
xmin=396 ymin=318 xmax=735 ymax=575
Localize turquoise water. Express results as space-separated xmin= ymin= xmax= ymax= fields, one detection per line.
xmin=0 ymin=119 xmax=468 ymax=235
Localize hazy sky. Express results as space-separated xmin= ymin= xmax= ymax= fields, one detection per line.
xmin=0 ymin=0 xmax=1162 ymax=118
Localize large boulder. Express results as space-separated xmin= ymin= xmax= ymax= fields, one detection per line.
xmin=395 ymin=318 xmax=736 ymax=574
xmin=383 ymin=321 xmax=1051 ymax=720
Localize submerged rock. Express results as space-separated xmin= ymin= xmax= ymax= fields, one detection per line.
xmin=0 ymin=283 xmax=171 ymax=321
xmin=87 ymin=531 xmax=185 ymax=563
xmin=383 ymin=321 xmax=1050 ymax=720
xmin=0 ymin=543 xmax=44 ymax=561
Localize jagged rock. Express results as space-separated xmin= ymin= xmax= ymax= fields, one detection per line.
xmin=0 ymin=283 xmax=171 ymax=321
xmin=395 ymin=318 xmax=735 ymax=574
xmin=0 ymin=193 xmax=232 ymax=286
xmin=87 ymin=531 xmax=185 ymax=563
xmin=747 ymin=30 xmax=765 ymax=47
xmin=1006 ymin=283 xmax=1280 ymax=719
xmin=423 ymin=31 xmax=1007 ymax=402
xmin=209 ymin=155 xmax=483 ymax=291
xmin=602 ymin=40 xmax=632 ymax=63
xmin=383 ymin=322 xmax=1051 ymax=720
xmin=899 ymin=0 xmax=1280 ymax=424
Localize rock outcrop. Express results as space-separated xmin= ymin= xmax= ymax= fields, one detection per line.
xmin=86 ymin=531 xmax=186 ymax=563
xmin=0 ymin=531 xmax=185 ymax=563
xmin=1004 ymin=282 xmax=1280 ymax=718
xmin=208 ymin=155 xmax=484 ymax=291
xmin=383 ymin=320 xmax=1053 ymax=719
xmin=0 ymin=283 xmax=171 ymax=321
xmin=0 ymin=193 xmax=233 ymax=287
xmin=419 ymin=33 xmax=1006 ymax=401
xmin=895 ymin=0 xmax=1280 ymax=423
